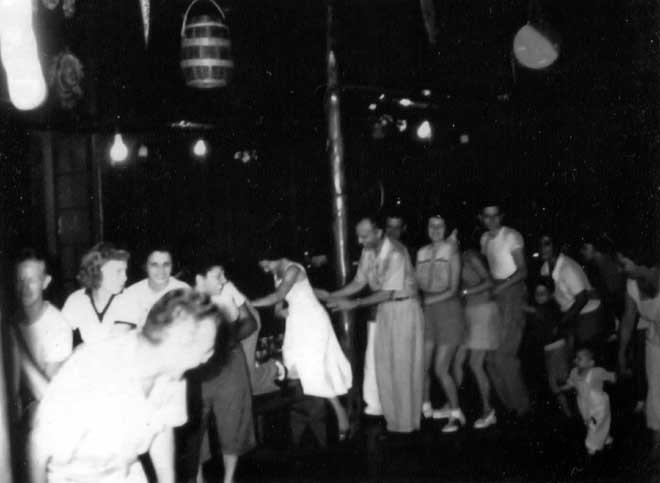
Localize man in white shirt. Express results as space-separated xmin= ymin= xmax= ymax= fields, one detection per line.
xmin=540 ymin=235 xmax=604 ymax=348
xmin=11 ymin=250 xmax=73 ymax=408
xmin=123 ymin=248 xmax=190 ymax=329
xmin=480 ymin=204 xmax=530 ymax=416
xmin=29 ymin=289 xmax=221 ymax=483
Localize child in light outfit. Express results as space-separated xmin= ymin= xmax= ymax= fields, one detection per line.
xmin=560 ymin=347 xmax=616 ymax=455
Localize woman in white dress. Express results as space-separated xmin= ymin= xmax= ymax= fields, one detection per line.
xmin=251 ymin=258 xmax=352 ymax=438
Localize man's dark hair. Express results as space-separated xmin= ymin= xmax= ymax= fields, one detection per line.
xmin=580 ymin=232 xmax=617 ymax=257
xmin=357 ymin=214 xmax=385 ymax=231
xmin=480 ymin=200 xmax=504 ymax=214
xmin=540 ymin=234 xmax=561 ymax=257
xmin=15 ymin=248 xmax=51 ymax=275
xmin=184 ymin=252 xmax=229 ymax=287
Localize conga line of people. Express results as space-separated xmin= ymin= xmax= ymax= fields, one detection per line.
xmin=8 ymin=200 xmax=660 ymax=482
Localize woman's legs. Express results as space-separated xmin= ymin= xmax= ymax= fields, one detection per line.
xmin=434 ymin=344 xmax=460 ymax=409
xmin=469 ymin=350 xmax=492 ymax=416
xmin=453 ymin=346 xmax=468 ymax=389
xmin=423 ymin=338 xmax=435 ymax=407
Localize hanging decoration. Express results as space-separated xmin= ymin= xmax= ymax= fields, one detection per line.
xmin=41 ymin=0 xmax=76 ymax=18
xmin=419 ymin=0 xmax=438 ymax=46
xmin=513 ymin=0 xmax=559 ymax=70
xmin=47 ymin=49 xmax=84 ymax=110
xmin=513 ymin=24 xmax=558 ymax=69
xmin=0 ymin=0 xmax=47 ymax=110
xmin=180 ymin=0 xmax=233 ymax=89
xmin=139 ymin=0 xmax=150 ymax=46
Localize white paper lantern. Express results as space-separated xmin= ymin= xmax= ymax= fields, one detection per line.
xmin=513 ymin=24 xmax=558 ymax=70
xmin=0 ymin=0 xmax=47 ymax=110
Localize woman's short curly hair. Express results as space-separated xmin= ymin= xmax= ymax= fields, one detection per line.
xmin=142 ymin=288 xmax=224 ymax=345
xmin=77 ymin=242 xmax=130 ymax=290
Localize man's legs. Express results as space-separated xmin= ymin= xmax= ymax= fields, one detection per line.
xmin=363 ymin=320 xmax=382 ymax=416
xmin=490 ymin=284 xmax=530 ymax=415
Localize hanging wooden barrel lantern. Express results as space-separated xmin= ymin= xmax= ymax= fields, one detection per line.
xmin=180 ymin=0 xmax=233 ymax=88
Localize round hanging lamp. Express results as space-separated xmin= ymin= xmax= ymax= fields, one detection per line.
xmin=513 ymin=24 xmax=558 ymax=70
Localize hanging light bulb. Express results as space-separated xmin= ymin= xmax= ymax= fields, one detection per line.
xmin=109 ymin=133 xmax=129 ymax=163
xmin=513 ymin=24 xmax=558 ymax=69
xmin=193 ymin=138 xmax=208 ymax=158
xmin=137 ymin=144 xmax=149 ymax=158
xmin=0 ymin=0 xmax=47 ymax=110
xmin=416 ymin=120 xmax=432 ymax=140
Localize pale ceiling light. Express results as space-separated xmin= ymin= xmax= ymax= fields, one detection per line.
xmin=513 ymin=24 xmax=558 ymax=69
xmin=0 ymin=0 xmax=47 ymax=110
xmin=193 ymin=138 xmax=208 ymax=158
xmin=110 ymin=133 xmax=129 ymax=163
xmin=416 ymin=120 xmax=432 ymax=140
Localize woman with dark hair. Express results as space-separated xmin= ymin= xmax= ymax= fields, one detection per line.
xmin=415 ymin=215 xmax=465 ymax=432
xmin=61 ymin=242 xmax=137 ymax=344
xmin=188 ymin=261 xmax=258 ymax=483
xmin=251 ymin=258 xmax=352 ymax=439
xmin=123 ymin=247 xmax=189 ymax=329
xmin=29 ymin=289 xmax=222 ymax=483
xmin=618 ymin=248 xmax=660 ymax=433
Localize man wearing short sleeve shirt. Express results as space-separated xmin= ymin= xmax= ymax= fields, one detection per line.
xmin=12 ymin=252 xmax=73 ymax=408
xmin=540 ymin=236 xmax=604 ymax=348
xmin=323 ymin=217 xmax=425 ymax=433
xmin=480 ymin=204 xmax=530 ymax=416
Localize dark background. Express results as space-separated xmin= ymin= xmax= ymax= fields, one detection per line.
xmin=0 ymin=0 xmax=659 ymax=299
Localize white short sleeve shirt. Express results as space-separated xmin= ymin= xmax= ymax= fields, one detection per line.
xmin=481 ymin=226 xmax=524 ymax=280
xmin=355 ymin=237 xmax=418 ymax=296
xmin=541 ymin=254 xmax=600 ymax=314
xmin=32 ymin=332 xmax=187 ymax=482
xmin=16 ymin=303 xmax=72 ymax=374
xmin=61 ymin=289 xmax=139 ymax=344
xmin=211 ymin=281 xmax=247 ymax=322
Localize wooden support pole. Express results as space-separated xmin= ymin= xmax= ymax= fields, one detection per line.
xmin=326 ymin=0 xmax=354 ymax=354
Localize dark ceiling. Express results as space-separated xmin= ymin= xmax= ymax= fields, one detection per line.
xmin=1 ymin=0 xmax=659 ymax=277
xmin=1 ymin=0 xmax=654 ymax=131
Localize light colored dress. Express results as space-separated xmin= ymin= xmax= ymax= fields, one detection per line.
xmin=277 ymin=262 xmax=352 ymax=398
xmin=461 ymin=253 xmax=500 ymax=350
xmin=567 ymin=367 xmax=612 ymax=453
